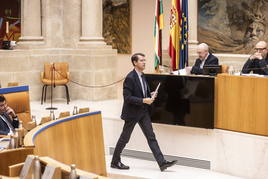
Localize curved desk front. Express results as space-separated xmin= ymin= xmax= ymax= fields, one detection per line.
xmin=24 ymin=111 xmax=107 ymax=176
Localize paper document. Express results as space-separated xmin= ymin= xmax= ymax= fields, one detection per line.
xmin=152 ymin=83 xmax=161 ymax=99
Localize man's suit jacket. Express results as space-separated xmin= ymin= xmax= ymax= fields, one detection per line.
xmin=242 ymin=55 xmax=268 ymax=75
xmin=191 ymin=54 xmax=219 ymax=75
xmin=0 ymin=113 xmax=19 ymax=135
xmin=121 ymin=69 xmax=151 ymax=121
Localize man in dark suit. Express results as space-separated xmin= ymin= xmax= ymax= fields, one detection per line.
xmin=0 ymin=95 xmax=19 ymax=135
xmin=191 ymin=43 xmax=219 ymax=75
xmin=111 ymin=53 xmax=177 ymax=172
xmin=242 ymin=41 xmax=268 ymax=75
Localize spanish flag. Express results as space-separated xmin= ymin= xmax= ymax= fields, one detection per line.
xmin=154 ymin=0 xmax=164 ymax=71
xmin=169 ymin=0 xmax=181 ymax=70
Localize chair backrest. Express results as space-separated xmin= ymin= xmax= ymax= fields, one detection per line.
xmin=40 ymin=116 xmax=51 ymax=125
xmin=8 ymin=82 xmax=19 ymax=87
xmin=58 ymin=111 xmax=70 ymax=118
xmin=78 ymin=107 xmax=90 ymax=114
xmin=221 ymin=64 xmax=229 ymax=73
xmin=0 ymin=148 xmax=34 ymax=176
xmin=0 ymin=86 xmax=31 ymax=124
xmin=44 ymin=62 xmax=69 ymax=80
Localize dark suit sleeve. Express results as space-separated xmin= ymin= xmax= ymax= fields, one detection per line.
xmin=12 ymin=118 xmax=19 ymax=128
xmin=123 ymin=77 xmax=143 ymax=106
xmin=242 ymin=59 xmax=254 ymax=74
xmin=191 ymin=60 xmax=202 ymax=74
xmin=258 ymin=59 xmax=268 ymax=75
xmin=0 ymin=120 xmax=9 ymax=135
xmin=210 ymin=56 xmax=219 ymax=65
xmin=0 ymin=130 xmax=8 ymax=135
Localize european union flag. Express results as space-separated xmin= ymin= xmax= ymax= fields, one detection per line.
xmin=179 ymin=0 xmax=188 ymax=69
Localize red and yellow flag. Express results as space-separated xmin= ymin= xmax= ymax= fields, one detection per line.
xmin=169 ymin=0 xmax=181 ymax=70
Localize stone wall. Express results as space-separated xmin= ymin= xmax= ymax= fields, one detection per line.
xmin=0 ymin=48 xmax=118 ymax=101
xmin=0 ymin=0 xmax=119 ymax=101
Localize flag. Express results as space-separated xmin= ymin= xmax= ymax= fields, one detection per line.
xmin=169 ymin=0 xmax=181 ymax=70
xmin=180 ymin=0 xmax=189 ymax=69
xmin=154 ymin=0 xmax=164 ymax=70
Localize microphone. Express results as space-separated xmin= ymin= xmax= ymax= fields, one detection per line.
xmin=51 ymin=63 xmax=56 ymax=88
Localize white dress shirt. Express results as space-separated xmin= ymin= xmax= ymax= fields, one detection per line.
xmin=200 ymin=53 xmax=210 ymax=69
xmin=135 ymin=69 xmax=147 ymax=97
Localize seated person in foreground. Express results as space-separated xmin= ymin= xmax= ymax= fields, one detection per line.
xmin=242 ymin=41 xmax=268 ymax=75
xmin=191 ymin=43 xmax=219 ymax=75
xmin=0 ymin=95 xmax=20 ymax=135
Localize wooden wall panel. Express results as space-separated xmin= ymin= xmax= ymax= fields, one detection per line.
xmin=215 ymin=74 xmax=268 ymax=136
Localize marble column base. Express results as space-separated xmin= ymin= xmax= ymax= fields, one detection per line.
xmin=78 ymin=37 xmax=110 ymax=49
xmin=16 ymin=36 xmax=45 ymax=49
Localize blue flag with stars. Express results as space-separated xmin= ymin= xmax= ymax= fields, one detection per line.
xmin=179 ymin=0 xmax=188 ymax=69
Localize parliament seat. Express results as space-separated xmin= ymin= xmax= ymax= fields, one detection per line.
xmin=58 ymin=111 xmax=70 ymax=118
xmin=221 ymin=64 xmax=229 ymax=73
xmin=0 ymin=148 xmax=34 ymax=176
xmin=79 ymin=107 xmax=90 ymax=114
xmin=7 ymin=83 xmax=19 ymax=87
xmin=0 ymin=86 xmax=32 ymax=125
xmin=40 ymin=62 xmax=70 ymax=104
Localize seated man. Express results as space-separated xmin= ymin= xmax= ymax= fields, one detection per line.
xmin=0 ymin=95 xmax=20 ymax=135
xmin=242 ymin=41 xmax=268 ymax=75
xmin=191 ymin=43 xmax=219 ymax=75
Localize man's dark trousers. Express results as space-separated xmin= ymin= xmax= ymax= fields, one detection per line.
xmin=112 ymin=111 xmax=165 ymax=166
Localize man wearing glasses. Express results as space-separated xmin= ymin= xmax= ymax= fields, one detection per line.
xmin=242 ymin=41 xmax=268 ymax=75
xmin=0 ymin=95 xmax=19 ymax=135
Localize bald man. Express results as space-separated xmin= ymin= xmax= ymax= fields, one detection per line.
xmin=191 ymin=43 xmax=219 ymax=75
xmin=242 ymin=41 xmax=268 ymax=75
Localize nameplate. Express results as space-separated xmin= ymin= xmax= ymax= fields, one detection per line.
xmin=42 ymin=165 xmax=61 ymax=179
xmin=20 ymin=155 xmax=34 ymax=179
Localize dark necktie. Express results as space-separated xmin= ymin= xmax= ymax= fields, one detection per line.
xmin=141 ymin=74 xmax=147 ymax=98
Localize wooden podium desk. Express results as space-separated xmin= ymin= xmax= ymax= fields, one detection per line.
xmin=215 ymin=74 xmax=268 ymax=136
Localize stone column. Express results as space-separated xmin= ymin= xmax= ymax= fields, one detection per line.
xmin=18 ymin=0 xmax=44 ymax=47
xmin=188 ymin=0 xmax=199 ymax=63
xmin=79 ymin=0 xmax=105 ymax=45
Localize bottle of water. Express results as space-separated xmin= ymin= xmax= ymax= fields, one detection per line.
xmin=32 ymin=115 xmax=37 ymax=125
xmin=228 ymin=65 xmax=234 ymax=75
xmin=33 ymin=156 xmax=41 ymax=179
xmin=75 ymin=107 xmax=78 ymax=114
xmin=73 ymin=106 xmax=78 ymax=115
xmin=8 ymin=135 xmax=16 ymax=149
xmin=69 ymin=164 xmax=77 ymax=179
xmin=19 ymin=120 xmax=23 ymax=129
xmin=50 ymin=111 xmax=55 ymax=120
xmin=15 ymin=129 xmax=20 ymax=148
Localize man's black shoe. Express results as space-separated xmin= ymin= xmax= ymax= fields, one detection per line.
xmin=111 ymin=161 xmax=130 ymax=170
xmin=159 ymin=160 xmax=177 ymax=172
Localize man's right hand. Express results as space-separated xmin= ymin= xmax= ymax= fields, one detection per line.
xmin=250 ymin=53 xmax=263 ymax=60
xmin=143 ymin=98 xmax=154 ymax=105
